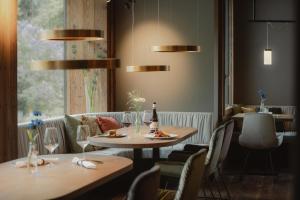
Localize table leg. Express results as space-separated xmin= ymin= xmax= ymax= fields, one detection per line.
xmin=153 ymin=148 xmax=160 ymax=162
xmin=133 ymin=149 xmax=142 ymax=174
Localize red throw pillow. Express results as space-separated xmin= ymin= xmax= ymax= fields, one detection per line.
xmin=96 ymin=117 xmax=121 ymax=132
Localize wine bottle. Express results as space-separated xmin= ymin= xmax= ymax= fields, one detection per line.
xmin=150 ymin=102 xmax=159 ymax=133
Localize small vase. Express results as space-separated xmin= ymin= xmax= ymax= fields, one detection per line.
xmin=259 ymin=100 xmax=265 ymax=112
xmin=135 ymin=112 xmax=142 ymax=134
xmin=27 ymin=142 xmax=39 ymax=175
xmin=84 ymin=77 xmax=95 ymax=113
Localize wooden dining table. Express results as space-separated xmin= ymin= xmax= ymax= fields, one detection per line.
xmin=0 ymin=154 xmax=132 ymax=200
xmin=232 ymin=113 xmax=294 ymax=122
xmin=88 ymin=126 xmax=198 ymax=168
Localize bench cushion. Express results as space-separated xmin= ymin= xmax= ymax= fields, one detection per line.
xmin=64 ymin=115 xmax=96 ymax=153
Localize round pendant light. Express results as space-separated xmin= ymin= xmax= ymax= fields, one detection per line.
xmin=31 ymin=59 xmax=119 ymax=70
xmin=126 ymin=65 xmax=170 ymax=72
xmin=151 ymin=0 xmax=201 ymax=53
xmin=125 ymin=0 xmax=170 ymax=72
xmin=151 ymin=45 xmax=201 ymax=52
xmin=40 ymin=29 xmax=104 ymax=41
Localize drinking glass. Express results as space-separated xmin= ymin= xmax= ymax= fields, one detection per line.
xmin=44 ymin=127 xmax=59 ymax=166
xmin=122 ymin=112 xmax=132 ymax=135
xmin=143 ymin=110 xmax=152 ymax=127
xmin=76 ymin=125 xmax=90 ymax=160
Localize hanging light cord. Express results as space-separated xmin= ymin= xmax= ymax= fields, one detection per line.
xmin=157 ymin=0 xmax=160 ymax=40
xmin=266 ymin=22 xmax=269 ymax=49
xmin=131 ymin=0 xmax=135 ymax=64
xmin=196 ymin=0 xmax=199 ymax=43
xmin=266 ymin=22 xmax=273 ymax=49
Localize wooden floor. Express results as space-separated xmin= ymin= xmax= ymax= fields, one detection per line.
xmin=77 ymin=172 xmax=294 ymax=200
xmin=205 ymin=174 xmax=294 ymax=200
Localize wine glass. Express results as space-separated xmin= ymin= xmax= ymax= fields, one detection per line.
xmin=44 ymin=127 xmax=59 ymax=167
xmin=76 ymin=125 xmax=90 ymax=160
xmin=143 ymin=110 xmax=152 ymax=127
xmin=122 ymin=112 xmax=132 ymax=134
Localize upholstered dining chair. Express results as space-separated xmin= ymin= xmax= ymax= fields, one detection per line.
xmin=239 ymin=113 xmax=283 ymax=176
xmin=157 ymin=125 xmax=225 ymax=199
xmin=127 ymin=165 xmax=160 ymax=200
xmin=158 ymin=149 xmax=207 ymax=200
xmin=217 ymin=119 xmax=234 ymax=200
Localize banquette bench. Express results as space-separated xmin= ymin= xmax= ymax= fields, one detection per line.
xmin=18 ymin=112 xmax=213 ymax=159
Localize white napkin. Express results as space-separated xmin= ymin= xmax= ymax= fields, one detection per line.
xmin=72 ymin=157 xmax=96 ymax=169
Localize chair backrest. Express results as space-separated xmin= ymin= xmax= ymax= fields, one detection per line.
xmin=127 ymin=166 xmax=160 ymax=200
xmin=239 ymin=113 xmax=277 ymax=149
xmin=218 ymin=119 xmax=234 ymax=165
xmin=174 ymin=149 xmax=207 ymax=200
xmin=205 ymin=125 xmax=225 ymax=176
xmin=268 ymin=107 xmax=285 ymax=132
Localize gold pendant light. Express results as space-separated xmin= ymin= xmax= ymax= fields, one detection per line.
xmin=151 ymin=45 xmax=201 ymax=52
xmin=127 ymin=65 xmax=170 ymax=72
xmin=126 ymin=0 xmax=169 ymax=72
xmin=31 ymin=59 xmax=119 ymax=70
xmin=151 ymin=0 xmax=201 ymax=53
xmin=32 ymin=2 xmax=119 ymax=70
xmin=40 ymin=29 xmax=104 ymax=41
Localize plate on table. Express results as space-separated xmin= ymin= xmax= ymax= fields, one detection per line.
xmin=144 ymin=133 xmax=177 ymax=139
xmin=94 ymin=133 xmax=127 ymax=138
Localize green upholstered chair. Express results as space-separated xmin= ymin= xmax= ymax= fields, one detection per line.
xmin=162 ymin=125 xmax=225 ymax=177
xmin=217 ymin=119 xmax=234 ymax=199
xmin=127 ymin=165 xmax=160 ymax=200
xmin=158 ymin=149 xmax=207 ymax=200
xmin=157 ymin=125 xmax=225 ymax=199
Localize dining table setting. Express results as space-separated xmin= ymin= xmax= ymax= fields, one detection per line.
xmin=0 ymin=101 xmax=200 ymax=199
xmin=88 ymin=125 xmax=198 ymax=162
xmin=0 ymin=154 xmax=133 ymax=200
xmin=232 ymin=112 xmax=294 ymax=122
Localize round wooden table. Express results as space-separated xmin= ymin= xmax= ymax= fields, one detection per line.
xmin=88 ymin=126 xmax=198 ymax=170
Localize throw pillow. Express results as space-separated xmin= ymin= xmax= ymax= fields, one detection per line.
xmin=241 ymin=107 xmax=256 ymax=113
xmin=64 ymin=114 xmax=95 ymax=153
xmin=96 ymin=116 xmax=121 ymax=132
xmin=232 ymin=104 xmax=243 ymax=114
xmin=81 ymin=115 xmax=102 ymax=136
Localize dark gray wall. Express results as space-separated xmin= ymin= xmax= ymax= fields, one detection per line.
xmin=114 ymin=0 xmax=217 ymax=112
xmin=234 ymin=0 xmax=296 ymax=105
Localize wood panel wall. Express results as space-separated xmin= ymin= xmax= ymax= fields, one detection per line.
xmin=0 ymin=0 xmax=18 ymax=162
xmin=107 ymin=0 xmax=116 ymax=111
xmin=66 ymin=0 xmax=108 ymax=114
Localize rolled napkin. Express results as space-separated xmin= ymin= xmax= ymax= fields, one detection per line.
xmin=15 ymin=159 xmax=49 ymax=168
xmin=72 ymin=157 xmax=96 ymax=169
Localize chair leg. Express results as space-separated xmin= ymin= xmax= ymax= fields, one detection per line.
xmin=205 ymin=177 xmax=216 ymax=199
xmin=212 ymin=175 xmax=223 ymax=199
xmin=219 ymin=173 xmax=231 ymax=200
xmin=217 ymin=167 xmax=231 ymax=200
xmin=240 ymin=150 xmax=251 ymax=181
xmin=198 ymin=185 xmax=212 ymax=200
xmin=268 ymin=151 xmax=275 ymax=175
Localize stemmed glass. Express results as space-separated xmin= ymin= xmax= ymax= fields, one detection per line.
xmin=122 ymin=112 xmax=132 ymax=134
xmin=76 ymin=125 xmax=90 ymax=160
xmin=143 ymin=110 xmax=152 ymax=127
xmin=44 ymin=127 xmax=59 ymax=167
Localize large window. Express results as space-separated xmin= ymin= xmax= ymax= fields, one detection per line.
xmin=17 ymin=0 xmax=65 ymax=122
